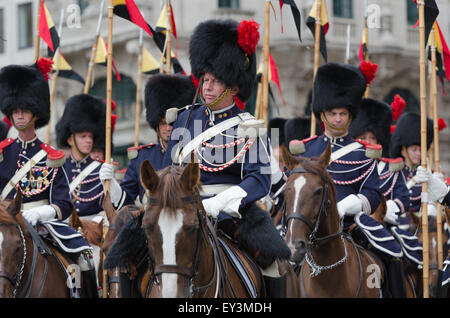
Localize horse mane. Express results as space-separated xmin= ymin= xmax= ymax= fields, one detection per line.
xmin=156 ymin=165 xmax=184 ymax=214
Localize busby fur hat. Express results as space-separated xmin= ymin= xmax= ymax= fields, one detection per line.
xmin=189 ymin=19 xmax=259 ymax=102
xmin=349 ymin=98 xmax=392 ymax=156
xmin=56 ymin=94 xmax=106 ymax=149
xmin=284 ymin=117 xmax=322 ymax=145
xmin=0 ymin=61 xmax=52 ymax=129
xmin=313 ymin=62 xmax=367 ymax=120
xmin=268 ymin=118 xmax=287 ymax=146
xmin=145 ymin=74 xmax=196 ymax=131
xmin=390 ymin=112 xmax=433 ymax=158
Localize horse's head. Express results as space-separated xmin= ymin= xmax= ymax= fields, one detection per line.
xmin=140 ymin=159 xmax=205 ymax=298
xmin=0 ymin=191 xmax=27 ymax=298
xmin=281 ymin=143 xmax=340 ymax=264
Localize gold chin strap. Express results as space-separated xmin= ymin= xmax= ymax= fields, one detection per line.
xmin=320 ymin=112 xmax=352 ymax=133
xmin=157 ymin=129 xmax=167 ymax=153
xmin=12 ymin=116 xmax=37 ymax=132
xmin=201 ymin=87 xmax=232 ymax=109
xmin=71 ymin=134 xmax=90 ymax=158
xmin=401 ymin=146 xmax=415 ymax=169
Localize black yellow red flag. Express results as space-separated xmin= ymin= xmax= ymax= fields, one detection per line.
xmin=306 ymin=1 xmax=329 ymax=62
xmin=257 ymin=53 xmax=286 ymax=105
xmin=112 ymin=0 xmax=153 ymax=37
xmin=413 ymin=0 xmax=439 ymax=46
xmin=279 ymin=0 xmax=302 ymax=43
xmin=141 ymin=47 xmax=160 ymax=75
xmin=428 ymin=21 xmax=450 ymax=95
xmin=39 ymin=0 xmax=59 ymax=55
xmin=52 ymin=52 xmax=85 ymax=84
xmin=95 ymin=35 xmax=121 ymax=81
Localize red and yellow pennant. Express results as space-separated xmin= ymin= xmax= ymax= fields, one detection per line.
xmin=52 ymin=52 xmax=85 ymax=84
xmin=112 ymin=0 xmax=153 ymax=37
xmin=95 ymin=35 xmax=121 ymax=81
xmin=306 ymin=0 xmax=329 ymax=62
xmin=257 ymin=53 xmax=286 ymax=105
xmin=141 ymin=47 xmax=160 ymax=75
xmin=38 ymin=0 xmax=59 ymax=54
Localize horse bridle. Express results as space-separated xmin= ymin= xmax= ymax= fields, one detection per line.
xmin=146 ymin=192 xmax=218 ymax=297
xmin=0 ymin=223 xmax=26 ymax=298
xmin=284 ymin=167 xmax=342 ymax=248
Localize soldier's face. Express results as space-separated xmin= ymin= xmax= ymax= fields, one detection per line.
xmin=405 ymin=145 xmax=421 ymax=166
xmin=323 ymin=108 xmax=350 ymax=136
xmin=357 ymin=131 xmax=378 ymax=145
xmin=201 ymin=72 xmax=236 ymax=109
xmin=158 ymin=118 xmax=172 ymax=143
xmin=70 ymin=131 xmax=94 ymax=155
xmin=11 ymin=109 xmax=33 ymax=129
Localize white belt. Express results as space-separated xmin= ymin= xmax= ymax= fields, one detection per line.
xmin=22 ymin=199 xmax=48 ymax=211
xmin=199 ymin=184 xmax=233 ymax=197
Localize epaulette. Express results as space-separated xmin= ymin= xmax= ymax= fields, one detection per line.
xmin=355 ymin=139 xmax=382 ymax=159
xmin=166 ymin=103 xmax=202 ymax=125
xmin=41 ymin=143 xmax=66 ymax=168
xmin=379 ymin=157 xmax=404 ymax=171
xmin=127 ymin=143 xmax=156 ymax=160
xmin=115 ymin=168 xmax=127 ymax=181
xmin=288 ymin=135 xmax=318 ymax=155
xmin=0 ymin=138 xmax=15 ymax=162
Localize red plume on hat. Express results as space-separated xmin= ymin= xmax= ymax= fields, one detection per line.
xmin=359 ymin=61 xmax=378 ymax=84
xmin=391 ymin=94 xmax=406 ymax=121
xmin=237 ymin=20 xmax=260 ymax=56
xmin=36 ymin=57 xmax=54 ymax=82
xmin=438 ymin=118 xmax=447 ymax=131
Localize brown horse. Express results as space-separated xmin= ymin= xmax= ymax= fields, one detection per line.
xmin=101 ymin=195 xmax=143 ymax=298
xmin=0 ymin=191 xmax=70 ymax=298
xmin=281 ymin=143 xmax=384 ymax=298
xmin=140 ymin=159 xmax=295 ymax=298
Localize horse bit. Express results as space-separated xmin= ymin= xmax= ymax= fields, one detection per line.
xmin=0 ymin=223 xmax=26 ymax=298
xmin=284 ymin=167 xmax=348 ymax=277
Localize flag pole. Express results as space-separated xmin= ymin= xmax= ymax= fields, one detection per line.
xmin=134 ymin=28 xmax=144 ymax=147
xmin=34 ymin=0 xmax=42 ymax=62
xmin=311 ymin=0 xmax=322 ymax=136
xmin=165 ymin=0 xmax=172 ymax=74
xmin=84 ymin=0 xmax=105 ymax=94
xmin=418 ymin=0 xmax=430 ymax=298
xmin=345 ymin=24 xmax=351 ymax=64
xmin=46 ymin=8 xmax=64 ymax=144
xmin=363 ymin=0 xmax=370 ymax=98
xmin=261 ymin=0 xmax=271 ymax=127
xmin=429 ymin=25 xmax=444 ymax=270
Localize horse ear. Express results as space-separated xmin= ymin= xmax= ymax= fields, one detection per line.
xmin=7 ymin=188 xmax=22 ymax=217
xmin=317 ymin=142 xmax=331 ymax=168
xmin=180 ymin=161 xmax=200 ymax=191
xmin=280 ymin=144 xmax=299 ymax=171
xmin=102 ymin=192 xmax=117 ymax=224
xmin=140 ymin=160 xmax=159 ymax=193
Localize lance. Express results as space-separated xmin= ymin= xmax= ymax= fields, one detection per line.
xmin=134 ymin=28 xmax=144 ymax=147
xmin=165 ymin=0 xmax=172 ymax=74
xmin=363 ymin=0 xmax=370 ymax=98
xmin=310 ymin=0 xmax=322 ymax=136
xmin=418 ymin=0 xmax=430 ymax=298
xmin=429 ymin=25 xmax=444 ymax=270
xmin=345 ymin=24 xmax=351 ymax=64
xmin=260 ymin=0 xmax=271 ymax=127
xmin=45 ymin=8 xmax=65 ymax=144
xmin=84 ymin=0 xmax=105 ymax=94
xmin=34 ymin=0 xmax=42 ymax=62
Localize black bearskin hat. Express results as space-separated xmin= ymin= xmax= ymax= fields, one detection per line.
xmin=0 ymin=61 xmax=51 ymax=129
xmin=390 ymin=112 xmax=433 ymax=158
xmin=0 ymin=120 xmax=9 ymax=141
xmin=268 ymin=118 xmax=287 ymax=146
xmin=145 ymin=74 xmax=196 ymax=131
xmin=313 ymin=62 xmax=367 ymax=120
xmin=189 ymin=19 xmax=259 ymax=102
xmin=284 ymin=116 xmax=323 ymax=145
xmin=349 ymin=98 xmax=392 ymax=156
xmin=56 ymin=94 xmax=106 ymax=149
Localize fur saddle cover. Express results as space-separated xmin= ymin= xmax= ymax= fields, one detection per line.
xmin=103 ymin=212 xmax=147 ymax=269
xmin=235 ymin=203 xmax=291 ymax=269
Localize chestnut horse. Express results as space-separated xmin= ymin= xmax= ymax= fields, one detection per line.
xmin=0 ymin=191 xmax=70 ymax=298
xmin=281 ymin=144 xmax=384 ymax=298
xmin=140 ymin=159 xmax=299 ymax=298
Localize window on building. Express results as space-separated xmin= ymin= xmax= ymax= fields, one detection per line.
xmin=406 ymin=0 xmax=418 ymax=25
xmin=18 ymin=2 xmax=33 ymax=49
xmin=218 ymin=0 xmax=240 ymax=9
xmin=333 ymin=0 xmax=353 ymax=19
xmin=89 ymin=74 xmax=137 ymax=122
xmin=0 ymin=9 xmax=5 ymax=54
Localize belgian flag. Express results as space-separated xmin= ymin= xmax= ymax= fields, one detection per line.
xmin=112 ymin=0 xmax=153 ymax=37
xmin=95 ymin=35 xmax=121 ymax=82
xmin=279 ymin=0 xmax=302 ymax=43
xmin=413 ymin=0 xmax=439 ymax=46
xmin=141 ymin=47 xmax=160 ymax=75
xmin=39 ymin=0 xmax=59 ymax=55
xmin=428 ymin=21 xmax=450 ymax=94
xmin=257 ymin=53 xmax=286 ymax=105
xmin=306 ymin=0 xmax=329 ymax=62
xmin=53 ymin=52 xmax=85 ymax=84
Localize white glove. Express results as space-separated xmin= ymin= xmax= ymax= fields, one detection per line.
xmin=414 ymin=165 xmax=431 ymax=183
xmin=428 ymin=172 xmax=449 ymax=203
xmin=22 ymin=205 xmax=56 ymax=226
xmin=384 ymin=200 xmax=400 ymax=225
xmin=100 ymin=162 xmax=124 ymax=207
xmin=337 ymin=194 xmax=362 ymax=219
xmin=201 ymin=186 xmax=247 ymax=219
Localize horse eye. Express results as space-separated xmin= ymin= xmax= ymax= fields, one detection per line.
xmin=313 ymin=188 xmax=322 ymax=196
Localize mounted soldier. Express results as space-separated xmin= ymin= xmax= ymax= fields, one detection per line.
xmin=99 ymin=74 xmax=196 ymax=209
xmin=0 ymin=59 xmax=97 ymax=298
xmin=161 ymin=18 xmax=290 ymax=297
xmin=288 ymin=62 xmax=406 ymax=297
